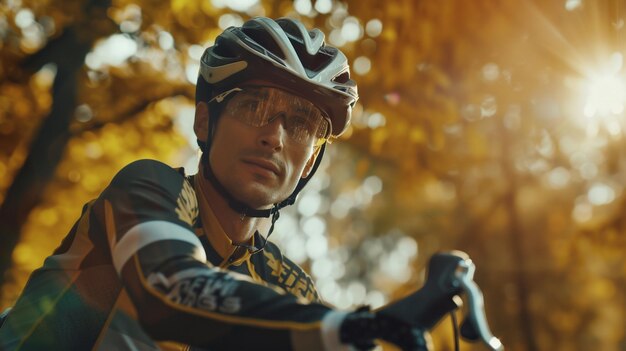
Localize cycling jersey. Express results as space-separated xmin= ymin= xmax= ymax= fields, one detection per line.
xmin=0 ymin=159 xmax=334 ymax=350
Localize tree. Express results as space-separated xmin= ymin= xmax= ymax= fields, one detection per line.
xmin=1 ymin=1 xmax=624 ymax=350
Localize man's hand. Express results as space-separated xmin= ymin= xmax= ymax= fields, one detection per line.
xmin=337 ymin=307 xmax=431 ymax=351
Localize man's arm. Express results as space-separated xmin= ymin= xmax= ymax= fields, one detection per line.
xmin=99 ymin=160 xmax=340 ymax=350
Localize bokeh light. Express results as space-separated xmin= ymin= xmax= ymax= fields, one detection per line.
xmin=211 ymin=0 xmax=259 ymax=12
xmin=86 ymin=34 xmax=138 ymax=69
xmin=353 ymin=56 xmax=372 ymax=75
xmin=365 ymin=18 xmax=383 ymax=37
xmin=218 ymin=13 xmax=244 ymax=30
xmin=314 ymin=0 xmax=333 ymax=14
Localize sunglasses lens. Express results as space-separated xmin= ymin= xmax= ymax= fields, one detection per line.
xmin=224 ymin=87 xmax=329 ymax=146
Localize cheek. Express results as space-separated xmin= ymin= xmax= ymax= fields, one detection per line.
xmin=209 ymin=120 xmax=238 ymax=171
xmin=287 ymin=148 xmax=314 ymax=180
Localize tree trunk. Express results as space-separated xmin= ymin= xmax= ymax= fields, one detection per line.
xmin=499 ymin=120 xmax=540 ymax=351
xmin=0 ymin=0 xmax=114 ymax=299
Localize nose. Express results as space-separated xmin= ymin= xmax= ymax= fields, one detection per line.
xmin=258 ymin=114 xmax=286 ymax=151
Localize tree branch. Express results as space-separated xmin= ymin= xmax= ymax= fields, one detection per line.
xmin=71 ymin=88 xmax=194 ymax=135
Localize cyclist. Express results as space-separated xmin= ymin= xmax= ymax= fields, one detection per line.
xmin=0 ymin=17 xmax=428 ymax=350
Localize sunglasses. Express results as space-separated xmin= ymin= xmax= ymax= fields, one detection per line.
xmin=209 ymin=86 xmax=330 ymax=147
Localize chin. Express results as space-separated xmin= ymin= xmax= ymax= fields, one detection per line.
xmin=229 ymin=176 xmax=296 ymax=209
xmin=235 ymin=187 xmax=281 ymax=209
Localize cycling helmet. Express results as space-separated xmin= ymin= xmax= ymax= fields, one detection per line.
xmin=195 ymin=17 xmax=358 ymax=236
xmin=197 ymin=16 xmax=358 ymax=136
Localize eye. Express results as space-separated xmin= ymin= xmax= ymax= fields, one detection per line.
xmin=288 ymin=114 xmax=313 ymax=130
xmin=237 ymin=99 xmax=260 ymax=112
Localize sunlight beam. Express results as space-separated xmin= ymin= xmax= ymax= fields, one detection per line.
xmin=583 ymin=53 xmax=626 ymax=119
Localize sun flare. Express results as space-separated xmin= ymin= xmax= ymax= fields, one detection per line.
xmin=583 ymin=72 xmax=626 ymax=118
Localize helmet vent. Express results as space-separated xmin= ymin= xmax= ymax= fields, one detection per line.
xmin=241 ymin=26 xmax=286 ymax=60
xmin=332 ymin=71 xmax=350 ymax=84
xmin=213 ymin=41 xmax=236 ymax=58
xmin=287 ymin=44 xmax=333 ymax=78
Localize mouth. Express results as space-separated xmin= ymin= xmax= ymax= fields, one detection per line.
xmin=241 ymin=157 xmax=281 ymax=176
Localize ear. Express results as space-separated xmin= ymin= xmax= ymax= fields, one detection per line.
xmin=302 ymin=146 xmax=322 ymax=178
xmin=194 ymin=102 xmax=210 ymax=142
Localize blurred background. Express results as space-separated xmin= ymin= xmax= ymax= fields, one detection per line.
xmin=0 ymin=0 xmax=625 ymax=350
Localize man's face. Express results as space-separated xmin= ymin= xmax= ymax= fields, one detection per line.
xmin=206 ymin=87 xmax=324 ymax=209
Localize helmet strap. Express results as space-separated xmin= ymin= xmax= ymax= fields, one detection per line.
xmin=277 ymin=143 xmax=326 ymax=209
xmin=231 ymin=208 xmax=280 ymax=254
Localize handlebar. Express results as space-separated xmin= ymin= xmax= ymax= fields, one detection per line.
xmin=412 ymin=251 xmax=503 ymax=351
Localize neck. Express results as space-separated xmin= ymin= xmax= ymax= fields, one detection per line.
xmin=196 ymin=165 xmax=269 ymax=244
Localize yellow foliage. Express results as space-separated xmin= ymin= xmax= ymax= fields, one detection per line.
xmin=1 ymin=1 xmax=626 ymax=350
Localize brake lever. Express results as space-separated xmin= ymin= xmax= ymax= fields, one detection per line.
xmin=453 ymin=256 xmax=504 ymax=351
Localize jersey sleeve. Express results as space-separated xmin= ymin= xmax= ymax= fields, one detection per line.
xmin=96 ymin=159 xmax=334 ymax=350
